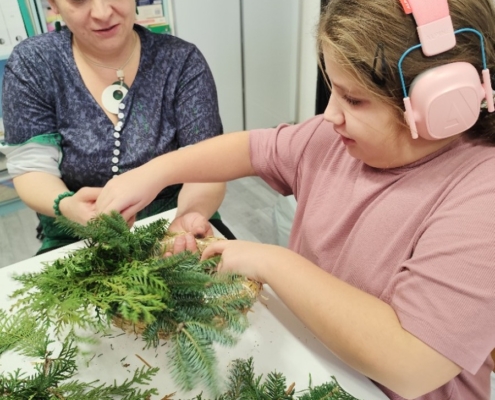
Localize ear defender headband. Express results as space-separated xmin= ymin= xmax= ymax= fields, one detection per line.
xmin=398 ymin=0 xmax=494 ymax=140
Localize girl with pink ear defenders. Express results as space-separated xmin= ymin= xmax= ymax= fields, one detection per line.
xmin=95 ymin=1 xmax=495 ymax=399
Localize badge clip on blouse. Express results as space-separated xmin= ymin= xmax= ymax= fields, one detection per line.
xmin=398 ymin=0 xmax=494 ymax=140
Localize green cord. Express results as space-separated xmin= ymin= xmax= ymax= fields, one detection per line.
xmin=53 ymin=191 xmax=75 ymax=216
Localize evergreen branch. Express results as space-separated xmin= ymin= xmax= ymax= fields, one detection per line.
xmin=199 ymin=256 xmax=222 ymax=273
xmin=190 ymin=358 xmax=361 ymax=400
xmin=54 ymin=366 xmax=160 ymax=399
xmin=0 ymin=310 xmax=50 ymax=358
xmin=264 ymin=371 xmax=293 ymax=400
xmin=167 ymin=328 xmax=220 ymax=396
xmin=0 ymin=311 xmax=160 ymax=400
xmin=185 ymin=321 xmax=237 ymax=348
xmin=167 ymin=334 xmax=196 ymax=392
xmin=8 ymin=212 xmax=258 ymax=394
xmin=0 ymin=312 xmax=361 ymax=400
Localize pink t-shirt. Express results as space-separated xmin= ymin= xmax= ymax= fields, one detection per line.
xmin=250 ymin=115 xmax=495 ymax=400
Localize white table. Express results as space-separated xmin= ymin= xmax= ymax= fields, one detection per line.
xmin=0 ymin=209 xmax=388 ymax=399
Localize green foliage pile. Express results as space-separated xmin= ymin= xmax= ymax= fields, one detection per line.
xmin=2 ymin=213 xmax=362 ymax=399
xmin=0 ymin=309 xmax=360 ymax=399
xmin=9 ymin=212 xmax=256 ymax=394
xmin=192 ymin=357 xmax=360 ymax=400
xmin=0 ymin=309 xmax=158 ymax=399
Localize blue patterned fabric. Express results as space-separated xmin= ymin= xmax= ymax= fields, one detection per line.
xmin=3 ymin=24 xmax=222 ymax=188
xmin=2 ymin=25 xmax=223 ymax=251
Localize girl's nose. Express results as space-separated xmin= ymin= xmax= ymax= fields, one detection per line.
xmin=323 ymin=92 xmax=345 ymax=126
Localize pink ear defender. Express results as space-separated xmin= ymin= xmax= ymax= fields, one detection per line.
xmin=400 ymin=29 xmax=495 ymax=140
xmin=398 ymin=0 xmax=494 ymax=140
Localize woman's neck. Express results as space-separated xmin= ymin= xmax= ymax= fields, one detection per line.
xmin=72 ymin=30 xmax=138 ymax=68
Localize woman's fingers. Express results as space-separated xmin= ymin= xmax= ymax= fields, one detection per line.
xmin=77 ymin=187 xmax=102 ymax=201
xmin=173 ymin=233 xmax=198 ymax=254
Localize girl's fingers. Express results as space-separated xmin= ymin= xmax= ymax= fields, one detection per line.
xmin=201 ymin=241 xmax=228 ymax=261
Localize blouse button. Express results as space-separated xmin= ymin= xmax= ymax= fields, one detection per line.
xmin=113 ymin=149 xmax=120 ymax=156
xmin=115 ymin=140 xmax=121 ymax=147
xmin=115 ymin=126 xmax=122 ymax=132
xmin=119 ymin=103 xmax=125 ymax=110
xmin=112 ymin=157 xmax=119 ymax=164
xmin=117 ymin=121 xmax=123 ymax=128
xmin=113 ymin=132 xmax=120 ymax=139
xmin=112 ymin=166 xmax=119 ymax=173
xmin=118 ymin=112 xmax=124 ymax=119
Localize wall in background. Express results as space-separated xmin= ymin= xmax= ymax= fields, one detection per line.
xmin=297 ymin=0 xmax=320 ymax=122
xmin=0 ymin=59 xmax=6 ymax=138
xmin=171 ymin=0 xmax=319 ymax=133
xmin=242 ymin=0 xmax=299 ymax=130
xmin=171 ymin=0 xmax=244 ymax=133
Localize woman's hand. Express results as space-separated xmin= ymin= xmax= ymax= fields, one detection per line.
xmin=96 ymin=164 xmax=162 ymax=221
xmin=163 ymin=212 xmax=214 ymax=256
xmin=58 ymin=187 xmax=101 ymax=225
xmin=169 ymin=212 xmax=214 ymax=237
xmin=201 ymin=240 xmax=287 ymax=283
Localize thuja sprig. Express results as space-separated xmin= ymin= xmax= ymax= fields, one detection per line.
xmin=9 ymin=212 xmax=256 ymax=394
xmin=10 ymin=252 xmax=170 ymax=335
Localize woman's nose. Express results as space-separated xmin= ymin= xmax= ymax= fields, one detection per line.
xmin=323 ymin=93 xmax=345 ymax=126
xmin=91 ymin=0 xmax=112 ymax=20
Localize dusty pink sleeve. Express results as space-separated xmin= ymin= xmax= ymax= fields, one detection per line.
xmin=249 ymin=116 xmax=327 ymax=196
xmin=390 ymin=158 xmax=495 ymax=374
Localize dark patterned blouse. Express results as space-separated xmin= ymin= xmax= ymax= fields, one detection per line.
xmin=2 ymin=25 xmax=223 ymax=251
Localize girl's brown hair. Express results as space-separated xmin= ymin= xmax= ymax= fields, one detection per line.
xmin=318 ymin=0 xmax=495 ymax=145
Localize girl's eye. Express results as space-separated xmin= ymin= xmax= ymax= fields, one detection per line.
xmin=342 ymin=95 xmax=361 ymax=106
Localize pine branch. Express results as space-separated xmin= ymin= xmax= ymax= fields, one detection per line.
xmin=264 ymin=371 xmax=294 ymax=400
xmin=190 ymin=358 xmax=361 ymax=400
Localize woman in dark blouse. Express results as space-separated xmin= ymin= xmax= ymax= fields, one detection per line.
xmin=1 ymin=0 xmax=226 ymax=253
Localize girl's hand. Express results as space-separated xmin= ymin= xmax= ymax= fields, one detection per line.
xmin=96 ymin=165 xmax=161 ymax=221
xmin=201 ymin=240 xmax=286 ymax=283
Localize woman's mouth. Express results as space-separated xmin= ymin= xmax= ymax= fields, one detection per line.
xmin=94 ymin=24 xmax=118 ymax=35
